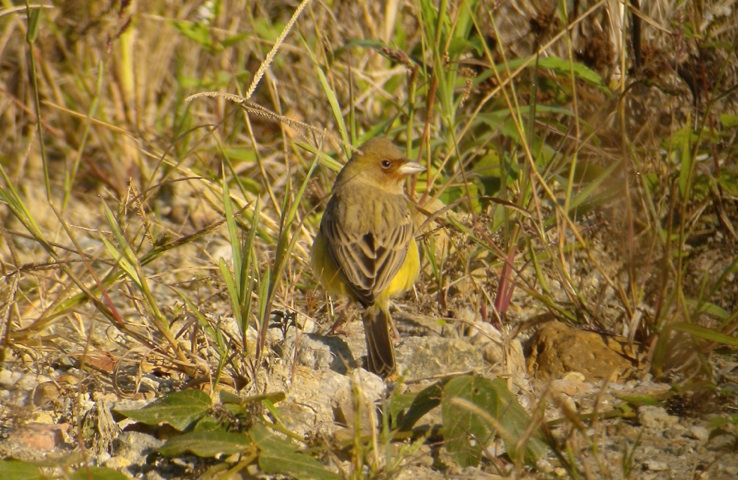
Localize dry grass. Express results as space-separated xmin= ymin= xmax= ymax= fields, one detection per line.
xmin=1 ymin=0 xmax=737 ymax=477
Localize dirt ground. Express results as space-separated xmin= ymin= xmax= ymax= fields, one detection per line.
xmin=2 ymin=1 xmax=738 ymax=479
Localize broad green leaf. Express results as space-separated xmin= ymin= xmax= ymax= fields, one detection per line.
xmin=252 ymin=423 xmax=339 ymax=480
xmin=69 ymin=467 xmax=129 ymax=480
xmin=115 ymin=390 xmax=212 ymax=431
xmin=0 ymin=460 xmax=42 ymax=480
xmin=159 ymin=431 xmax=251 ymax=457
xmin=389 ymin=392 xmax=417 ymax=430
xmin=442 ymin=376 xmax=548 ymax=466
xmin=398 ymin=381 xmax=445 ymax=431
xmin=193 ymin=415 xmax=227 ymax=433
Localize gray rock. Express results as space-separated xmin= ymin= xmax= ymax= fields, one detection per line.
xmin=638 ymin=405 xmax=679 ymax=429
xmin=113 ymin=431 xmax=165 ymax=465
xmin=643 ymin=459 xmax=669 ymax=471
xmin=396 ymin=336 xmax=484 ymax=379
xmin=686 ymin=425 xmax=710 ymax=442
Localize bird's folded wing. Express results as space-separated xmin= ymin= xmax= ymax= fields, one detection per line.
xmin=323 ymin=208 xmax=412 ymax=306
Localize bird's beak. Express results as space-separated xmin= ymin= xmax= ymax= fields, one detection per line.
xmin=399 ymin=160 xmax=426 ymax=175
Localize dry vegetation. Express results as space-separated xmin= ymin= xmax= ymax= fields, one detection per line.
xmin=1 ymin=0 xmax=737 ymax=478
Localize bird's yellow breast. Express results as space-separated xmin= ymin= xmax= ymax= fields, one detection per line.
xmin=310 ymin=228 xmax=420 ymax=306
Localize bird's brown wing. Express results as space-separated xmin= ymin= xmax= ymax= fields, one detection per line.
xmin=322 ymin=191 xmax=413 ymax=306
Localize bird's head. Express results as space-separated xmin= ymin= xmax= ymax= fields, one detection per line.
xmin=337 ymin=137 xmax=425 ymax=192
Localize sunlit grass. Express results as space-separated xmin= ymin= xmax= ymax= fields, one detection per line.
xmin=1 ymin=0 xmax=736 ymax=477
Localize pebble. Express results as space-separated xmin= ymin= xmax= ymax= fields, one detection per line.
xmin=638 ymin=405 xmax=679 ymax=429
xmin=113 ymin=431 xmax=165 ymax=464
xmin=687 ymin=425 xmax=710 ymax=442
xmin=643 ymin=459 xmax=669 ymax=471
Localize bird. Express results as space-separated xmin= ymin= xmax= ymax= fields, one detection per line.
xmin=311 ymin=137 xmax=425 ymax=377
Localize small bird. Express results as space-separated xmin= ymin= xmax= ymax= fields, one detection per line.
xmin=311 ymin=137 xmax=425 ymax=377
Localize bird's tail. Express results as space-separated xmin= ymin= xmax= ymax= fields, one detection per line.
xmin=362 ymin=304 xmax=396 ymax=378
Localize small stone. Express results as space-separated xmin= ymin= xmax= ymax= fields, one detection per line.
xmin=13 ymin=422 xmax=69 ymax=451
xmin=96 ymin=451 xmax=111 ymax=465
xmin=707 ymin=429 xmax=735 ymax=450
xmin=18 ymin=373 xmax=52 ymax=391
xmin=0 ymin=370 xmax=22 ymax=387
xmin=331 ymin=370 xmax=385 ymax=433
xmin=562 ymin=371 xmax=586 ymax=382
xmin=643 ymin=459 xmax=669 ymax=471
xmin=294 ymin=334 xmax=337 ymax=371
xmin=33 ymin=382 xmax=61 ymax=407
xmin=113 ymin=431 xmax=164 ymax=464
xmin=103 ymin=456 xmax=132 ymax=470
xmin=638 ymin=405 xmax=679 ymax=429
xmin=686 ymin=425 xmax=709 ymax=442
xmin=550 ymin=377 xmax=594 ymax=397
xmin=535 ymin=458 xmax=554 ymax=473
xmin=722 ymin=465 xmax=738 ymax=476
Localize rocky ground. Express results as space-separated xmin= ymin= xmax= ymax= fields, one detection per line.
xmin=1 ymin=288 xmax=736 ymax=478
xmin=1 ymin=1 xmax=737 ymax=479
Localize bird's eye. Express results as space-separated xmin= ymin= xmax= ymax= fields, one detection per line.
xmin=380 ymin=160 xmax=392 ymax=169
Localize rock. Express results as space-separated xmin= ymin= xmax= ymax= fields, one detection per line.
xmin=549 ymin=375 xmax=595 ymax=397
xmin=686 ymin=425 xmax=709 ymax=442
xmin=396 ymin=336 xmax=485 ymax=379
xmin=278 ymin=367 xmax=385 ymax=440
xmin=470 ymin=322 xmax=527 ymax=382
xmin=293 ymin=333 xmax=355 ymax=374
xmin=638 ymin=406 xmax=679 ymax=429
xmin=526 ymin=321 xmax=635 ymax=382
xmin=331 ymin=369 xmax=386 ymax=433
xmin=643 ymin=459 xmax=669 ymax=471
xmin=13 ymin=422 xmax=70 ymax=451
xmin=113 ymin=431 xmax=164 ymax=465
xmin=32 ymin=382 xmax=61 ymax=407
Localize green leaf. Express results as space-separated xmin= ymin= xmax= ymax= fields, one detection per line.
xmin=193 ymin=415 xmax=228 ymax=433
xmin=496 ymin=56 xmax=609 ymax=93
xmin=442 ymin=376 xmax=548 ymax=466
xmin=716 ymin=171 xmax=738 ymax=196
xmin=302 ymin=39 xmax=349 ymax=155
xmin=220 ymin=31 xmax=250 ymax=48
xmin=170 ymin=20 xmax=214 ymax=50
xmin=677 ymin=126 xmax=694 ymax=201
xmin=69 ymin=467 xmax=129 ymax=480
xmin=389 ymin=392 xmax=416 ymax=429
xmin=686 ymin=298 xmax=730 ymax=321
xmin=251 ymin=423 xmax=339 ymax=480
xmin=0 ymin=460 xmax=42 ymax=480
xmin=539 ymin=56 xmax=607 ymax=89
xmin=115 ymin=390 xmax=212 ymax=431
xmin=159 ymin=431 xmax=251 ymax=457
xmin=398 ymin=381 xmax=445 ymax=431
xmin=720 ymin=114 xmax=738 ymax=128
xmin=222 ymin=390 xmax=287 ymax=406
xmin=616 ymin=395 xmax=662 ymax=408
xmin=672 ymin=322 xmax=738 ymax=347
xmin=26 ymin=8 xmax=42 ymax=43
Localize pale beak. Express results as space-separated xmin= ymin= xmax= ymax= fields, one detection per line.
xmin=399 ymin=160 xmax=426 ymax=175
